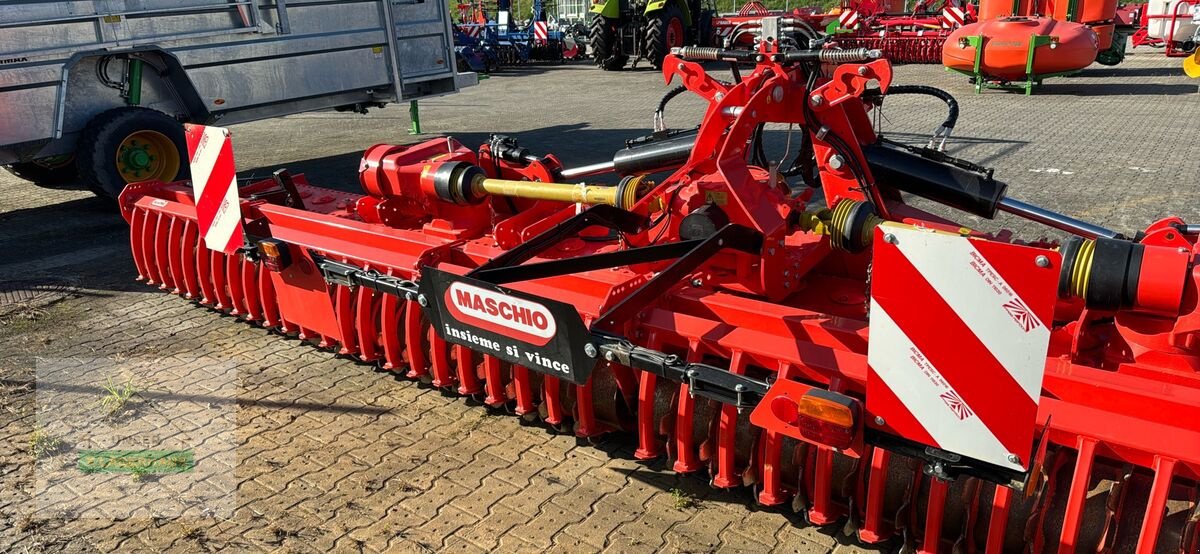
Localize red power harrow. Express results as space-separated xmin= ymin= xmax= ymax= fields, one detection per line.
xmin=119 ymin=18 xmax=1200 ymax=553
xmin=831 ymin=0 xmax=977 ymax=64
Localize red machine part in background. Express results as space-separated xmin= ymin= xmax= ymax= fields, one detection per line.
xmin=830 ymin=0 xmax=978 ymax=63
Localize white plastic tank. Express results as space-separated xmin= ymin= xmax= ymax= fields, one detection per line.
xmin=1146 ymin=0 xmax=1199 ymax=42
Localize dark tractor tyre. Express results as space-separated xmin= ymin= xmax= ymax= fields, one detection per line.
xmin=646 ymin=6 xmax=686 ymax=70
xmin=4 ymin=156 xmax=79 ymax=189
xmin=76 ymin=107 xmax=189 ymax=199
xmin=590 ymin=14 xmax=629 ymax=70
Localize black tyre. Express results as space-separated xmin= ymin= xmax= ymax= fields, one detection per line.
xmin=76 ymin=107 xmax=189 ymax=199
xmin=645 ymin=7 xmax=686 ymax=69
xmin=590 ymin=14 xmax=629 ymax=70
xmin=4 ymin=156 xmax=79 ymax=189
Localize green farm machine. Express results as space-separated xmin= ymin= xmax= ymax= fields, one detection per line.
xmin=588 ymin=0 xmax=716 ymax=69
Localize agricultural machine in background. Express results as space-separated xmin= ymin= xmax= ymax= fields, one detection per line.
xmin=117 ymin=14 xmax=1200 ymax=553
xmin=454 ymin=0 xmax=567 ymax=71
xmin=942 ymin=0 xmax=1131 ymax=92
xmin=589 ymin=0 xmax=717 ymax=68
xmin=1131 ymin=0 xmax=1200 ymax=56
xmin=828 ymin=0 xmax=978 ymax=63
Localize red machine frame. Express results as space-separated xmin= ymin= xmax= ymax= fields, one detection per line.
xmin=119 ymin=28 xmax=1200 ymax=553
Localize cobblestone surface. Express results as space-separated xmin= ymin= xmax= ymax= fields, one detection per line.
xmin=1 ymin=47 xmax=1197 ymax=553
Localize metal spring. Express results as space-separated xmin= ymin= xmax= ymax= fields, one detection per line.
xmin=818 ymin=48 xmax=874 ymax=63
xmin=673 ymin=46 xmax=722 ymax=61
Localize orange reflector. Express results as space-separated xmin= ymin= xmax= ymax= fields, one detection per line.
xmin=257 ymin=238 xmax=291 ymax=272
xmin=793 ymin=389 xmax=859 ymax=450
xmin=259 ymin=240 xmax=282 ymax=258
xmin=797 ymin=392 xmax=855 ymax=428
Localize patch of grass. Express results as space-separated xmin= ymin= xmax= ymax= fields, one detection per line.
xmin=98 ymin=376 xmax=141 ymax=419
xmin=177 ymin=523 xmax=206 ymax=542
xmin=670 ymin=487 xmax=698 ymax=511
xmin=29 ymin=428 xmax=65 ymax=458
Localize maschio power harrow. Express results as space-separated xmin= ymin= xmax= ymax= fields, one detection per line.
xmin=119 ymin=17 xmax=1199 ymax=553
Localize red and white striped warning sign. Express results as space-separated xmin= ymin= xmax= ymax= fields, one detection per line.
xmin=866 ymin=224 xmax=1056 ymax=471
xmin=839 ymin=9 xmax=861 ymax=30
xmin=184 ymin=124 xmax=244 ymax=255
xmin=940 ymin=6 xmax=967 ymax=28
xmin=532 ymin=20 xmax=549 ymax=43
xmin=459 ymin=24 xmax=483 ymax=38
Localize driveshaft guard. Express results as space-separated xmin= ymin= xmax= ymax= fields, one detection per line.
xmin=420 ymin=267 xmax=599 ymax=385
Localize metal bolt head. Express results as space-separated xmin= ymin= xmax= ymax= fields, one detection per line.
xmin=874 ymin=416 xmax=885 ymax=426
xmin=1035 ymin=255 xmax=1050 ymax=268
xmin=810 ymin=94 xmax=824 ymax=106
xmin=857 ymin=66 xmax=868 ymax=76
xmin=417 ymin=294 xmax=429 ymax=307
xmin=584 ymin=343 xmax=598 ymax=358
xmin=772 ymin=85 xmax=785 ymax=102
xmin=691 ymin=278 xmax=703 ymax=287
xmin=884 ymin=233 xmax=898 ymax=245
xmin=1007 ymin=454 xmax=1021 ymax=464
xmin=828 ymin=154 xmax=845 ymax=170
xmin=734 ymin=384 xmax=746 ymax=392
xmin=604 ymin=350 xmax=615 ymax=362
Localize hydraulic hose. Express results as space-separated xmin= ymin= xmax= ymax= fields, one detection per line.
xmin=865 ymin=85 xmax=959 ymax=150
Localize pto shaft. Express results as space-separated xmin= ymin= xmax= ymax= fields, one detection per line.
xmin=425 ymin=160 xmax=650 ymax=210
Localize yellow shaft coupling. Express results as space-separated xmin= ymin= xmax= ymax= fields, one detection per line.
xmin=470 ymin=175 xmax=649 ymax=210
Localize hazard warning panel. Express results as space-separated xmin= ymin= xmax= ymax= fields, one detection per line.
xmin=866 ymin=223 xmax=1057 ymax=472
xmin=184 ymin=124 xmax=244 ymax=255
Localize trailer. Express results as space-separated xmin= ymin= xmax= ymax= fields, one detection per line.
xmin=0 ymin=0 xmax=476 ymax=198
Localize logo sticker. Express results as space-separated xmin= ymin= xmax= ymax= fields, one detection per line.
xmin=939 ymin=390 xmax=974 ymax=421
xmin=1002 ymin=297 xmax=1041 ymax=332
xmin=444 ymin=281 xmax=557 ymax=346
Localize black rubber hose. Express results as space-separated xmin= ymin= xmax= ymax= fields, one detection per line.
xmin=866 ymin=85 xmax=959 ymax=130
xmin=656 ymin=85 xmax=688 ymax=118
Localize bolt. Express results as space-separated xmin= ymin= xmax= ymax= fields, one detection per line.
xmin=857 ymin=66 xmax=868 ymax=76
xmin=691 ymin=278 xmax=703 ymax=287
xmin=714 ymin=92 xmax=724 ymax=102
xmin=1035 ymin=255 xmax=1050 ymax=268
xmin=678 ymin=62 xmax=686 ymax=71
xmin=828 ymin=154 xmax=845 ymax=170
xmin=783 ymin=282 xmax=791 ymax=288
xmin=604 ymin=350 xmax=615 ymax=362
xmin=810 ymin=94 xmax=824 ymax=106
xmin=734 ymin=384 xmax=746 ymax=392
xmin=584 ymin=343 xmax=598 ymax=358
xmin=1007 ymin=454 xmax=1021 ymax=465
xmin=686 ymin=369 xmax=699 ymax=378
xmin=772 ymin=85 xmax=784 ymax=102
xmin=874 ymin=416 xmax=885 ymax=426
xmin=417 ymin=294 xmax=429 ymax=307
xmin=884 ymin=233 xmax=898 ymax=245
xmin=783 ymin=270 xmax=790 ymax=277
xmin=768 ymin=247 xmax=777 ymax=255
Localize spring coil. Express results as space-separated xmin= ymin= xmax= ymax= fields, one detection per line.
xmin=819 ymin=48 xmax=873 ymax=63
xmin=674 ymin=46 xmax=722 ymax=61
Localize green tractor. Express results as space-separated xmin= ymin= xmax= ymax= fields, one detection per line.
xmin=589 ymin=0 xmax=715 ymax=70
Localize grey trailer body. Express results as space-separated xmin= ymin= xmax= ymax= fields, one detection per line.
xmin=0 ymin=0 xmax=475 ymax=193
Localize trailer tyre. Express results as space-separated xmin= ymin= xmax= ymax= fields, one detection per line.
xmin=645 ymin=7 xmax=685 ymax=70
xmin=78 ymin=107 xmax=189 ymax=199
xmin=4 ymin=156 xmax=79 ymax=189
xmin=590 ymin=14 xmax=628 ymax=70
